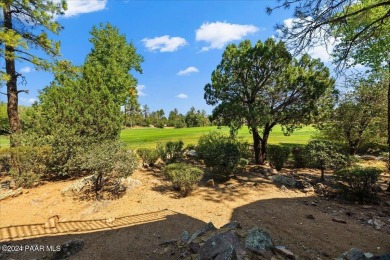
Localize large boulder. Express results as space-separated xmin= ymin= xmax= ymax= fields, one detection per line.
xmin=245 ymin=227 xmax=275 ymax=257
xmin=271 ymin=175 xmax=296 ymax=187
xmin=61 ymin=175 xmax=96 ymax=196
xmin=198 ymin=230 xmax=245 ymax=260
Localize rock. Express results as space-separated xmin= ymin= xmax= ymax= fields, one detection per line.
xmin=332 ymin=218 xmax=347 ymax=224
xmin=271 ymin=175 xmax=296 ymax=187
xmin=198 ymin=230 xmax=245 ymax=260
xmin=206 ymin=179 xmax=215 ymax=187
xmin=51 ymin=239 xmax=84 ymax=260
xmin=120 ymin=176 xmax=142 ymax=190
xmin=0 ymin=180 xmax=11 ymax=189
xmin=303 ymin=186 xmax=315 ymax=193
xmin=385 ymin=201 xmax=390 ymax=207
xmin=187 ymin=222 xmax=217 ymax=245
xmin=364 ymin=252 xmax=375 ymax=259
xmin=221 ymin=221 xmax=242 ymax=230
xmin=0 ymin=187 xmax=23 ymax=201
xmin=339 ymin=248 xmax=365 ymax=260
xmin=306 ymin=214 xmax=315 ymax=220
xmin=275 ymin=246 xmax=295 ymax=259
xmin=315 ymin=183 xmax=326 ymax=193
xmin=187 ymin=150 xmax=197 ymax=157
xmin=245 ymin=227 xmax=274 ymax=257
xmin=295 ymin=180 xmax=312 ymax=189
xmin=373 ymin=219 xmax=385 ymax=229
xmin=280 ymin=185 xmax=289 ymax=192
xmin=180 ymin=230 xmax=190 ymax=244
xmin=61 ymin=175 xmax=96 ymax=196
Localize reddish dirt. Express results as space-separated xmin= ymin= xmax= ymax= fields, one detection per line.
xmin=0 ymin=164 xmax=389 ymax=259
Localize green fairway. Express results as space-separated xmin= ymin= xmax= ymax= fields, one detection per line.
xmin=120 ymin=125 xmax=316 ymax=149
xmin=0 ymin=125 xmax=316 ymax=150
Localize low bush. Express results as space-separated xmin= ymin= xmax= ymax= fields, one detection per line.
xmin=196 ymin=132 xmax=241 ymax=178
xmin=137 ymin=148 xmax=159 ymax=167
xmin=306 ymin=140 xmax=349 ymax=181
xmin=267 ymin=145 xmax=291 ymax=171
xmin=334 ymin=166 xmax=382 ymax=201
xmin=356 ymin=142 xmax=387 ymax=156
xmin=157 ymin=140 xmax=184 ymax=164
xmin=3 ymin=146 xmax=52 ymax=188
xmin=239 ymin=158 xmax=249 ymax=167
xmin=68 ymin=140 xmax=138 ymax=198
xmin=291 ymin=145 xmax=307 ymax=168
xmin=162 ymin=163 xmax=203 ymax=196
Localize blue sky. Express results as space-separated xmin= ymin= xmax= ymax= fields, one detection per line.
xmin=2 ymin=0 xmax=335 ymax=114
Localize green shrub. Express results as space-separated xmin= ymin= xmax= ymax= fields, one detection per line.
xmin=291 ymin=145 xmax=307 ymax=168
xmin=306 ymin=140 xmax=349 ymax=180
xmin=137 ymin=148 xmax=159 ymax=167
xmin=267 ymin=145 xmax=291 ymax=171
xmin=162 ymin=163 xmax=203 ymax=196
xmin=356 ymin=142 xmax=387 ymax=156
xmin=335 ymin=166 xmax=382 ymax=201
xmin=239 ymin=158 xmax=249 ymax=167
xmin=67 ymin=140 xmax=138 ymax=197
xmin=157 ymin=140 xmax=184 ymax=163
xmin=196 ymin=132 xmax=241 ymax=178
xmin=4 ymin=146 xmax=52 ymax=187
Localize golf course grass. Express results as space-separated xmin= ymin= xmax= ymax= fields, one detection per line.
xmin=120 ymin=125 xmax=316 ymax=149
xmin=0 ymin=125 xmax=317 ymax=150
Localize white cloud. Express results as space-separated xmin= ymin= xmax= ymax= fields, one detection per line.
xmin=176 ymin=93 xmax=188 ymax=99
xmin=20 ymin=67 xmax=32 ymax=73
xmin=177 ymin=66 xmax=199 ymax=76
xmin=195 ymin=21 xmax=259 ymax=51
xmin=60 ymin=0 xmax=107 ymax=17
xmin=142 ymin=35 xmax=187 ymax=52
xmin=20 ymin=97 xmax=37 ymax=105
xmin=27 ymin=98 xmax=37 ymax=104
xmin=136 ymin=85 xmax=146 ymax=96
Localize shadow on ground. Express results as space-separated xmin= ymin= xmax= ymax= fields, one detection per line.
xmin=0 ymin=210 xmax=205 ymax=260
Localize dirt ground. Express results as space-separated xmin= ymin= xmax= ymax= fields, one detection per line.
xmin=0 ymin=164 xmax=389 ymax=259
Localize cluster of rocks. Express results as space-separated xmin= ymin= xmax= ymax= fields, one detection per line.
xmin=160 ymin=221 xmax=296 ymax=259
xmin=337 ymin=248 xmax=390 ymax=260
xmin=0 ymin=179 xmax=23 ymax=201
xmin=159 ymin=222 xmax=390 ymax=259
xmin=61 ymin=175 xmax=141 ymax=197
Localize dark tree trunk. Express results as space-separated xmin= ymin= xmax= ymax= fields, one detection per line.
xmin=259 ymin=130 xmax=270 ymax=165
xmin=320 ymin=159 xmax=325 ymax=181
xmin=349 ymin=140 xmax=358 ymax=155
xmin=3 ymin=5 xmax=21 ymax=147
xmin=252 ymin=127 xmax=261 ymax=164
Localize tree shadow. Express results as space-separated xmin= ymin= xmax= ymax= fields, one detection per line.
xmin=230 ymin=197 xmax=390 ymax=258
xmin=0 ymin=209 xmax=205 ymax=260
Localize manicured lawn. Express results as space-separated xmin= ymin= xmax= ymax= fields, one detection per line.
xmin=0 ymin=125 xmax=317 ymax=150
xmin=120 ymin=125 xmax=316 ymax=149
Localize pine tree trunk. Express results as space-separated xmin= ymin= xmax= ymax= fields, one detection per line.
xmin=3 ymin=5 xmax=21 ymax=147
xmin=259 ymin=130 xmax=270 ymax=165
xmin=252 ymin=127 xmax=261 ymax=164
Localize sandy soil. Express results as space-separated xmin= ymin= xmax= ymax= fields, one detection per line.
xmin=0 ymin=166 xmax=389 ymax=259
